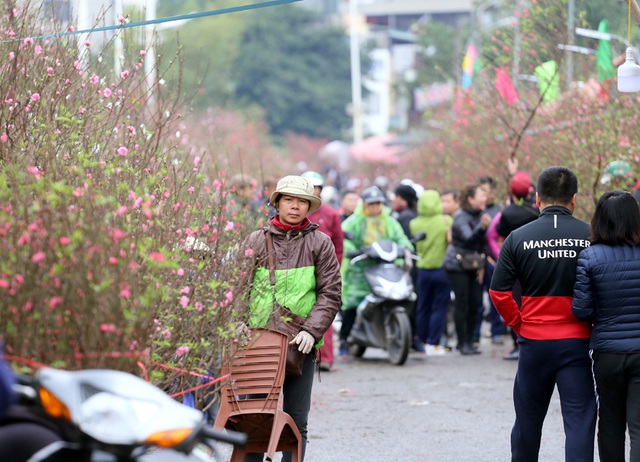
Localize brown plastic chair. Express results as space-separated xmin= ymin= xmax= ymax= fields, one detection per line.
xmin=214 ymin=329 xmax=302 ymax=462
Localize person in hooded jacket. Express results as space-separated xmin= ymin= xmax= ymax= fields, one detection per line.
xmin=339 ymin=186 xmax=413 ymax=358
xmin=572 ymin=190 xmax=640 ymax=462
xmin=410 ymin=190 xmax=452 ymax=355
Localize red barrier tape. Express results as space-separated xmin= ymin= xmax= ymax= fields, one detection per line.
xmin=5 ymin=353 xmax=230 ymax=396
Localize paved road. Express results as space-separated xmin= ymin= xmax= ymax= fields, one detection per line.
xmin=304 ymin=336 xmax=569 ymax=462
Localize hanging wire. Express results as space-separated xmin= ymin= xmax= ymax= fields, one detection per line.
xmin=629 ymin=0 xmax=632 ymax=46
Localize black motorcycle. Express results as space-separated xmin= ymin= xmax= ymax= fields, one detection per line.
xmin=0 ymin=367 xmax=246 ymax=462
xmin=345 ymin=232 xmax=425 ymax=365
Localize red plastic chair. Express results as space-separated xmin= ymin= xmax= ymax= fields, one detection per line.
xmin=214 ymin=329 xmax=302 ymax=462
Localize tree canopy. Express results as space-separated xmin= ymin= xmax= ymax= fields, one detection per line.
xmin=231 ymin=5 xmax=352 ymax=139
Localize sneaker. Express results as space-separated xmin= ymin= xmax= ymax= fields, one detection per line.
xmin=339 ymin=341 xmax=349 ymax=359
xmin=319 ymin=362 xmax=332 ymax=372
xmin=503 ymin=347 xmax=519 ymax=360
xmin=412 ymin=339 xmax=427 ymax=354
xmin=425 ymin=344 xmax=448 ymax=356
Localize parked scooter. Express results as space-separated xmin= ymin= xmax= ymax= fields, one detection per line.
xmin=0 ymin=367 xmax=246 ymax=462
xmin=345 ymin=232 xmax=425 ymax=365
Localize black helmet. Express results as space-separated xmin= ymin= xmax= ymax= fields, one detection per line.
xmin=362 ymin=186 xmax=386 ymax=204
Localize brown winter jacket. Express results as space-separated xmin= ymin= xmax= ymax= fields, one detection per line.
xmin=243 ymin=219 xmax=342 ymax=343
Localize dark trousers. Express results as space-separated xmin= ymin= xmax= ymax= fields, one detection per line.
xmin=245 ymin=353 xmax=315 ymax=462
xmin=593 ymin=350 xmax=640 ymax=462
xmin=415 ymin=268 xmax=451 ymax=345
xmin=474 ymin=263 xmax=505 ymax=339
xmin=339 ymin=307 xmax=357 ymax=342
xmin=447 ymin=270 xmax=482 ymax=348
xmin=511 ymin=338 xmax=596 ymax=462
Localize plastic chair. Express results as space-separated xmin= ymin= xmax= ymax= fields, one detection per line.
xmin=214 ymin=329 xmax=302 ymax=462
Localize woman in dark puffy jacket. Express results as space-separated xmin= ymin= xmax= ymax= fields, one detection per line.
xmin=442 ymin=184 xmax=492 ymax=355
xmin=572 ymin=190 xmax=640 ymax=462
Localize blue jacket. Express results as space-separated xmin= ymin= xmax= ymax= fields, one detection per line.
xmin=572 ymin=244 xmax=640 ymax=352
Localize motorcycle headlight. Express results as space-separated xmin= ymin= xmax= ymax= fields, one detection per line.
xmin=79 ymin=392 xmax=168 ymax=445
xmin=371 ymin=274 xmax=412 ymax=300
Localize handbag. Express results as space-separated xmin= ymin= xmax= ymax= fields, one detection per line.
xmin=456 ymin=251 xmax=486 ymax=271
xmin=265 ymin=231 xmax=307 ymax=376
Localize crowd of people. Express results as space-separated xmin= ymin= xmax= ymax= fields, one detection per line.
xmin=233 ymin=163 xmax=640 ymax=461
xmin=235 ymin=167 xmax=536 ymax=361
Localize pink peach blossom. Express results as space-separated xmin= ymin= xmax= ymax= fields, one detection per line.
xmin=100 ymin=323 xmax=117 ymax=333
xmin=149 ymin=252 xmax=165 ymax=262
xmin=176 ymin=345 xmax=189 ymax=356
xmin=31 ymin=251 xmax=46 ymax=263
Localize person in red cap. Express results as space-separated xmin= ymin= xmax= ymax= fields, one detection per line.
xmin=486 ymin=171 xmax=539 ymax=360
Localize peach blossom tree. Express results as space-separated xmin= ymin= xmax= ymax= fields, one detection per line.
xmin=0 ymin=2 xmax=261 ymax=408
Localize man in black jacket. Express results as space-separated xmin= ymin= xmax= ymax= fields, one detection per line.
xmin=489 ymin=166 xmax=596 ymax=462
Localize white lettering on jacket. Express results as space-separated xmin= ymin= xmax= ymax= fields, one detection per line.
xmin=522 ymin=239 xmax=590 ymax=250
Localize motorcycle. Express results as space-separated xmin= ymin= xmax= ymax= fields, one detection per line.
xmin=0 ymin=367 xmax=246 ymax=462
xmin=345 ymin=232 xmax=425 ymax=365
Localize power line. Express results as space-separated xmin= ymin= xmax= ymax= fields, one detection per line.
xmin=5 ymin=0 xmax=301 ymax=43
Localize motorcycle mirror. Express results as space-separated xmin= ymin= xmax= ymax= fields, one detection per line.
xmin=347 ymin=249 xmax=362 ymax=259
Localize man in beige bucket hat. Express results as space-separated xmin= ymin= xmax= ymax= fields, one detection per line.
xmin=242 ymin=174 xmax=341 ymax=461
xmin=269 ymin=175 xmax=321 ymax=216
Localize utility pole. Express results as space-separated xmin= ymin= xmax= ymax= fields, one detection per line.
xmin=113 ymin=0 xmax=124 ymax=78
xmin=145 ymin=0 xmax=157 ymax=114
xmin=566 ymin=0 xmax=574 ymax=86
xmin=349 ymin=0 xmax=363 ymax=143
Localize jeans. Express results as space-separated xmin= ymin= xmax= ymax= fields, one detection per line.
xmin=415 ymin=268 xmax=451 ymax=345
xmin=244 ymin=353 xmax=315 ymax=462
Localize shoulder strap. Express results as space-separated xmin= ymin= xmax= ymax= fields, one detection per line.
xmin=266 ymin=230 xmax=276 ymax=287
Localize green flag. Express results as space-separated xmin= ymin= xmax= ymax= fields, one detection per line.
xmin=596 ymin=19 xmax=616 ymax=82
xmin=534 ymin=60 xmax=560 ymax=102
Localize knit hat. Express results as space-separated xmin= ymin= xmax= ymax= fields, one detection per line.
xmin=510 ymin=171 xmax=532 ymax=199
xmin=394 ymin=184 xmax=418 ymax=207
xmin=269 ymin=175 xmax=322 ymax=213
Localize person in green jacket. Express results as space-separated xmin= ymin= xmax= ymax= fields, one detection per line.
xmin=410 ymin=190 xmax=453 ymax=355
xmin=338 ymin=186 xmax=413 ymax=358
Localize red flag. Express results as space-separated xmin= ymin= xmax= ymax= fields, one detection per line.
xmin=495 ymin=67 xmax=518 ymax=105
